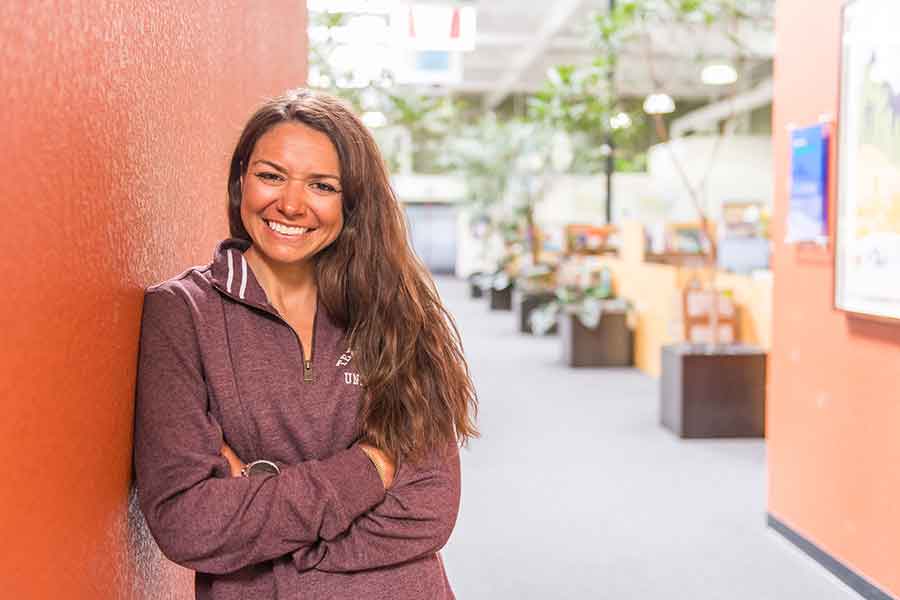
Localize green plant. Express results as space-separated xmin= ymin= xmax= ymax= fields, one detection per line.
xmin=527 ymin=64 xmax=647 ymax=175
xmin=530 ymin=269 xmax=635 ymax=335
xmin=439 ymin=115 xmax=542 ymax=272
xmin=382 ymin=93 xmax=467 ymax=173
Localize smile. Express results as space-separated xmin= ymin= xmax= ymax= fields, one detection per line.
xmin=265 ymin=220 xmax=316 ymax=237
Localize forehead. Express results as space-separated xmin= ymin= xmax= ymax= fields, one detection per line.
xmin=250 ymin=122 xmax=340 ymax=173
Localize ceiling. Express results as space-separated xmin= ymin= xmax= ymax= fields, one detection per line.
xmin=308 ymin=0 xmax=776 ymax=109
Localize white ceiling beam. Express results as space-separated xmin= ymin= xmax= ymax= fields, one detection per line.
xmin=416 ymin=80 xmax=544 ymax=95
xmin=670 ymin=77 xmax=773 ymax=137
xmin=476 ymin=23 xmax=774 ymax=56
xmin=412 ymin=76 xmax=741 ymax=100
xmin=482 ymin=0 xmax=586 ymax=109
xmin=476 ymin=33 xmax=589 ymax=50
xmin=475 ymin=33 xmax=530 ymax=47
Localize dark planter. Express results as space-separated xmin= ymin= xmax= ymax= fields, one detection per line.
xmin=489 ymin=284 xmax=514 ymax=311
xmin=514 ymin=290 xmax=557 ymax=334
xmin=660 ymin=343 xmax=766 ymax=438
xmin=469 ymin=279 xmax=484 ymax=299
xmin=560 ymin=312 xmax=633 ymax=367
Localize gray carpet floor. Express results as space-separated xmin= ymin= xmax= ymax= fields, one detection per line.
xmin=435 ymin=276 xmax=861 ymax=600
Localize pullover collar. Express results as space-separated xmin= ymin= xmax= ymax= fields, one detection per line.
xmin=209 ymin=237 xmax=347 ymax=350
xmin=210 ymin=237 xmax=273 ymax=311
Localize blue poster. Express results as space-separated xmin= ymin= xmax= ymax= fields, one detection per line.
xmin=787 ymin=124 xmax=829 ymax=243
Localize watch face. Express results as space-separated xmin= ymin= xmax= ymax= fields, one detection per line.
xmin=246 ymin=460 xmax=280 ymax=476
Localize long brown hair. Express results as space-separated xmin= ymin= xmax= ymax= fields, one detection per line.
xmin=227 ymin=89 xmax=478 ymax=461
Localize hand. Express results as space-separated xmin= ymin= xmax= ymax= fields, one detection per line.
xmin=358 ymin=443 xmax=396 ymax=489
xmin=220 ymin=443 xmax=245 ymax=478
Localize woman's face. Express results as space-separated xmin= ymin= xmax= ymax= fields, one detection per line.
xmin=240 ymin=122 xmax=344 ymax=269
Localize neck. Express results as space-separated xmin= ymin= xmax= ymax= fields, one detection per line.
xmin=243 ymin=245 xmax=317 ymax=310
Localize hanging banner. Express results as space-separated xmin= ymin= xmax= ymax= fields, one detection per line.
xmin=390 ymin=4 xmax=477 ymax=52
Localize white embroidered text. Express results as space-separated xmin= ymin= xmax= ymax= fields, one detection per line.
xmin=336 ymin=350 xmax=353 ymax=367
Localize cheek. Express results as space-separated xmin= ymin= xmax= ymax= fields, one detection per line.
xmin=320 ymin=197 xmax=344 ymax=230
xmin=242 ymin=182 xmax=277 ymax=211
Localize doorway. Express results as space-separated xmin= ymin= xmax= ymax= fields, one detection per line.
xmin=404 ymin=202 xmax=458 ymax=274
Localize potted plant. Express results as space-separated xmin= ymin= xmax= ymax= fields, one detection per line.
xmin=514 ymin=263 xmax=558 ymax=334
xmin=486 ymin=221 xmax=523 ymax=311
xmin=531 ymin=268 xmax=635 ymax=367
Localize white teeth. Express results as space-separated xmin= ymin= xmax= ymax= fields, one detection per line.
xmin=267 ymin=221 xmax=309 ymax=236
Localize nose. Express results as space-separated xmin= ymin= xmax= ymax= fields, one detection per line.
xmin=277 ymin=182 xmax=308 ymax=218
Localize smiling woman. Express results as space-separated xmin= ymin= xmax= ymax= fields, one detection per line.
xmin=240 ymin=122 xmax=344 ymax=279
xmin=133 ymin=89 xmax=478 ymax=600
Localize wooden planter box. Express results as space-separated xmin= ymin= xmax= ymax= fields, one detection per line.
xmin=660 ymin=343 xmax=766 ymax=438
xmin=489 ymin=284 xmax=514 ymax=311
xmin=560 ymin=312 xmax=633 ymax=367
xmin=514 ymin=290 xmax=557 ymax=334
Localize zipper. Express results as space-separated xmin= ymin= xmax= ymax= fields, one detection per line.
xmin=213 ymin=280 xmax=318 ymax=384
xmin=294 ymin=302 xmax=318 ymax=384
xmin=301 ymin=303 xmax=318 ymax=384
xmin=272 ymin=308 xmax=315 ymax=384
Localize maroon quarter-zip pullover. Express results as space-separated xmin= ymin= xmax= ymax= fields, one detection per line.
xmin=134 ymin=238 xmax=460 ymax=600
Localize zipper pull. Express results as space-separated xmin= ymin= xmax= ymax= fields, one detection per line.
xmin=303 ymin=360 xmax=314 ymax=383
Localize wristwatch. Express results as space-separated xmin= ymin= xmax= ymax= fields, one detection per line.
xmin=240 ymin=459 xmax=281 ymax=478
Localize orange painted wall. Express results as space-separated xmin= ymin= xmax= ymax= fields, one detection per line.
xmin=0 ymin=3 xmax=307 ymax=598
xmin=769 ymin=1 xmax=900 ymax=596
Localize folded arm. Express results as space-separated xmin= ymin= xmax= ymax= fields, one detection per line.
xmin=133 ymin=286 xmax=385 ymax=575
xmin=292 ymin=442 xmax=461 ymax=573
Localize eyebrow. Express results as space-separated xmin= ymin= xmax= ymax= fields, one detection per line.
xmin=251 ymin=160 xmax=340 ymax=181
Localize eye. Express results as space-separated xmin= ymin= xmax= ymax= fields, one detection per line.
xmin=311 ymin=181 xmax=341 ymax=194
xmin=254 ymin=171 xmax=285 ymax=184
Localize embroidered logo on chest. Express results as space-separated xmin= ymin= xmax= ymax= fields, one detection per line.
xmin=343 ymin=372 xmax=362 ymax=386
xmin=336 ymin=349 xmax=353 ymax=367
xmin=338 ymin=349 xmax=363 ymax=386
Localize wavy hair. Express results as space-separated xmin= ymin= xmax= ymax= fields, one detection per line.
xmin=227 ymin=89 xmax=478 ymax=462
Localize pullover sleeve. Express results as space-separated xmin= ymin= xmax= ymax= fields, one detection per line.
xmin=133 ymin=286 xmax=385 ymax=575
xmin=291 ymin=442 xmax=461 ymax=573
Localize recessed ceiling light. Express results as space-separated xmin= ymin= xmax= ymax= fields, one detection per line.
xmin=643 ymin=93 xmax=676 ymax=115
xmin=701 ymin=64 xmax=738 ymax=86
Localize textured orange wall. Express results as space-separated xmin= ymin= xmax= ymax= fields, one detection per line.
xmin=0 ymin=2 xmax=307 ymax=598
xmin=769 ymin=1 xmax=900 ymax=596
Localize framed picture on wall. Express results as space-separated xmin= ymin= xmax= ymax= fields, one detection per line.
xmin=835 ymin=0 xmax=900 ymax=320
xmin=786 ymin=124 xmax=829 ymax=244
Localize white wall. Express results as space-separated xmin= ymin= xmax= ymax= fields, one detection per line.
xmin=646 ymin=135 xmax=773 ymax=221
xmin=534 ymin=173 xmax=657 ymax=227
xmin=392 ymin=173 xmax=466 ymax=203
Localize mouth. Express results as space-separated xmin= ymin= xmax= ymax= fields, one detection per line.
xmin=264 ymin=219 xmax=317 ymax=238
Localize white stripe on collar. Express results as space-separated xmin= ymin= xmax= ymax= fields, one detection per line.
xmin=239 ymin=254 xmax=248 ymax=300
xmin=226 ymin=250 xmax=234 ymax=293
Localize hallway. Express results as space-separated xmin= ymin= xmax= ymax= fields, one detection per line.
xmin=436 ymin=277 xmax=858 ymax=600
